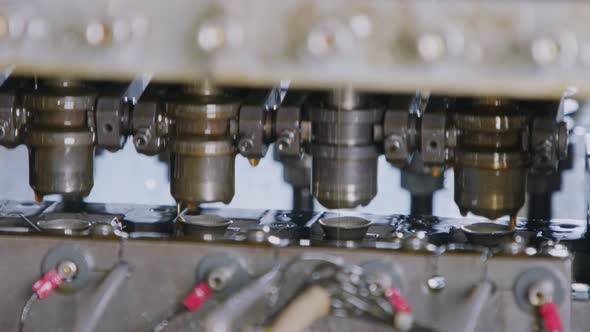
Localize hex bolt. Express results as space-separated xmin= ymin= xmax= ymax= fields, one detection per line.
xmin=426 ymin=275 xmax=446 ymax=292
xmin=238 ymin=137 xmax=253 ymax=154
xmin=385 ymin=136 xmax=402 ymax=153
xmin=57 ymin=260 xmax=79 ymax=281
xmin=276 ymin=133 xmax=293 ymax=151
xmin=134 ymin=129 xmax=151 ymax=148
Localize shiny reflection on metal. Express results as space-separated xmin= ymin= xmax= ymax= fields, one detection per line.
xmin=0 ymin=227 xmax=31 ymax=233
xmin=89 ymin=223 xmax=115 ymax=236
xmin=319 ymin=216 xmax=371 ymax=241
xmin=180 ymin=215 xmax=232 ymax=238
xmin=127 ymin=232 xmax=168 ymax=239
xmin=123 ymin=73 xmax=152 ymax=105
xmin=0 ymin=65 xmax=14 ymax=86
xmin=461 ymin=222 xmax=514 ymax=247
xmin=5 ymin=212 xmax=41 ymax=230
xmin=36 ymin=218 xmax=91 ymax=235
xmin=426 ymin=275 xmax=446 ymax=292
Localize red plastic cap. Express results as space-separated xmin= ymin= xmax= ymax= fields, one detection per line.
xmin=384 ymin=287 xmax=412 ymax=313
xmin=539 ymin=302 xmax=563 ymax=332
xmin=182 ymin=281 xmax=213 ymax=312
xmin=32 ymin=269 xmax=65 ymax=300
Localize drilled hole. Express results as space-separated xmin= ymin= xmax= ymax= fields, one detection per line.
xmin=104 ymin=123 xmax=113 ymax=132
xmin=429 ymin=141 xmax=438 ymax=150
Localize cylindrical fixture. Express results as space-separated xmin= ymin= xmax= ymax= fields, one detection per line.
xmin=170 ymin=138 xmax=236 ymax=204
xmin=451 ymin=98 xmax=529 ymax=220
xmin=167 ymin=91 xmax=239 ymax=207
xmin=309 ymin=90 xmax=382 ymax=209
xmin=312 ymin=145 xmax=379 ymax=209
xmin=23 ymin=81 xmax=96 ymax=198
xmin=26 ymin=131 xmax=94 ymax=197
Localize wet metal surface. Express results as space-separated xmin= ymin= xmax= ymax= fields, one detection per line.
xmin=0 ymin=200 xmax=585 ymax=250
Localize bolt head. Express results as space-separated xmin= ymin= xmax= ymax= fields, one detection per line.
xmin=426 ymin=275 xmax=446 ymax=292
xmin=57 ymin=260 xmax=78 ymax=280
xmin=238 ymin=138 xmax=253 ymax=153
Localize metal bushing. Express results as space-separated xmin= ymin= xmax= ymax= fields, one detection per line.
xmin=170 ymin=138 xmax=236 ymax=204
xmin=454 ymin=151 xmax=526 ymax=219
xmin=167 ymin=92 xmax=239 ymax=207
xmin=26 ymin=130 xmax=94 ymax=197
xmin=22 ymin=82 xmax=97 ymax=199
xmin=310 ymin=108 xmax=383 ymax=146
xmin=96 ymin=96 xmax=129 ymax=151
xmin=24 ymin=91 xmax=95 ymax=113
xmin=24 ymin=90 xmax=95 ymax=129
xmin=167 ymin=96 xmax=238 ymax=136
xmin=311 ymin=144 xmax=379 ymax=209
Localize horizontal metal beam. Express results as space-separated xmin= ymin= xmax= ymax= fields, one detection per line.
xmin=1 ymin=1 xmax=590 ymax=96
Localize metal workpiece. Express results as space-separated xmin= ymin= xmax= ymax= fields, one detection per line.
xmin=179 ymin=214 xmax=232 ymax=238
xmin=167 ymin=85 xmax=240 ymax=208
xmin=310 ymin=89 xmax=384 ymax=209
xmin=318 ymin=216 xmax=371 ymax=241
xmin=22 ymin=80 xmax=97 ymax=199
